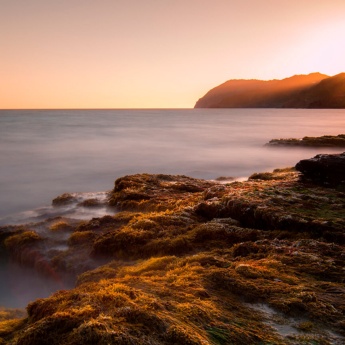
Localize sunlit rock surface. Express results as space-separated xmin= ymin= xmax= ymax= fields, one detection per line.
xmin=0 ymin=156 xmax=344 ymax=344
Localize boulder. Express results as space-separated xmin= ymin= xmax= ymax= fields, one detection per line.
xmin=295 ymin=152 xmax=345 ymax=186
xmin=52 ymin=192 xmax=77 ymax=206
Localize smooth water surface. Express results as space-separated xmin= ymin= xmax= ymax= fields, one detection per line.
xmin=0 ymin=257 xmax=70 ymax=308
xmin=1 ymin=108 xmax=344 ymax=221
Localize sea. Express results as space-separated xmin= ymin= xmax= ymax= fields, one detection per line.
xmin=1 ymin=108 xmax=345 ymax=224
xmin=1 ymin=108 xmax=345 ymax=308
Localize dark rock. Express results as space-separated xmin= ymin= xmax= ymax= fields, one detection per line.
xmin=232 ymin=242 xmax=260 ymax=257
xmin=215 ymin=176 xmax=235 ymax=182
xmin=295 ymin=152 xmax=345 ymax=187
xmin=194 ymin=201 xmax=224 ymax=220
xmin=77 ymin=198 xmax=103 ymax=207
xmin=249 ymin=172 xmax=276 ymax=180
xmin=267 ymin=134 xmax=345 ymax=147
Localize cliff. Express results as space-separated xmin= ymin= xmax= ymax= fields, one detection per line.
xmin=195 ymin=73 xmax=345 ymax=108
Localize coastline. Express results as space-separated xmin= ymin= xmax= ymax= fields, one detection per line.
xmin=267 ymin=134 xmax=345 ymax=147
xmin=1 ymin=153 xmax=344 ymax=344
xmin=2 ymin=108 xmax=345 ymax=220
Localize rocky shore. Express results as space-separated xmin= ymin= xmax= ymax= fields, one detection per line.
xmin=0 ymin=153 xmax=344 ymax=344
xmin=267 ymin=134 xmax=345 ymax=147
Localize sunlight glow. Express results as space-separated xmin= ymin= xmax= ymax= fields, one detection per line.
xmin=0 ymin=0 xmax=344 ymax=109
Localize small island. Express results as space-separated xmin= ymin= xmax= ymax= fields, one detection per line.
xmin=0 ymin=153 xmax=344 ymax=344
xmin=266 ymin=134 xmax=345 ymax=147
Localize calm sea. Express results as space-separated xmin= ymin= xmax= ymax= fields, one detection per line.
xmin=1 ymin=108 xmax=344 ymax=223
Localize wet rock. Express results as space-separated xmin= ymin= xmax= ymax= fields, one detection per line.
xmin=77 ymin=198 xmax=103 ymax=207
xmin=235 ymin=264 xmax=263 ymax=279
xmin=267 ymin=134 xmax=345 ymax=147
xmin=203 ymin=185 xmax=227 ymax=200
xmin=215 ymin=176 xmax=235 ymax=182
xmin=232 ymin=242 xmax=261 ymax=257
xmin=295 ymin=152 xmax=345 ymax=187
xmin=52 ymin=193 xmax=77 ymax=206
xmin=194 ymin=200 xmax=224 ymax=220
xmin=4 ymin=230 xmax=42 ymax=252
xmin=0 ymin=226 xmax=23 ymax=247
xmin=211 ymin=217 xmax=240 ymax=227
xmin=109 ymin=173 xmax=214 ymax=211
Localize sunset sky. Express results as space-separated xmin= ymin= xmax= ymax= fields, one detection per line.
xmin=1 ymin=0 xmax=345 ymax=109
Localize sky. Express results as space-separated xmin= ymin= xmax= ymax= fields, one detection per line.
xmin=1 ymin=0 xmax=345 ymax=109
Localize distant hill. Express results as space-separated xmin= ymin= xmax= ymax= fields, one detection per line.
xmin=194 ymin=73 xmax=345 ymax=108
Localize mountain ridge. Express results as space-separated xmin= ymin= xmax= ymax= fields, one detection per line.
xmin=194 ymin=73 xmax=345 ymax=108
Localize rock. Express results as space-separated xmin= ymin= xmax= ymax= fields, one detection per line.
xmin=52 ymin=193 xmax=76 ymax=206
xmin=77 ymin=198 xmax=103 ymax=207
xmin=109 ymin=173 xmax=214 ymax=211
xmin=215 ymin=176 xmax=235 ymax=182
xmin=267 ymin=134 xmax=345 ymax=147
xmin=194 ymin=201 xmax=224 ymax=220
xmin=295 ymin=152 xmax=345 ymax=187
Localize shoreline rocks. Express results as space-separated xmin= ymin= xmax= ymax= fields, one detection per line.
xmin=296 ymin=152 xmax=345 ymax=187
xmin=266 ymin=134 xmax=345 ymax=147
xmin=1 ymin=154 xmax=344 ymax=345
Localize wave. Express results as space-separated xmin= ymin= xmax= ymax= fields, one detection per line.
xmin=0 ymin=191 xmax=115 ymax=226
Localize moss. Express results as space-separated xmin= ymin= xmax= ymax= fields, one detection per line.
xmin=77 ymin=198 xmax=102 ymax=207
xmin=0 ymin=318 xmax=26 ymax=338
xmin=68 ymin=231 xmax=95 ymax=246
xmin=165 ymin=325 xmax=205 ymax=344
xmin=0 ymin=308 xmax=27 ymax=343
xmin=76 ymin=266 xmax=118 ymax=285
xmin=118 ymin=256 xmax=177 ymax=277
xmin=0 ymin=308 xmax=26 ymax=322
xmin=3 ymin=169 xmax=345 ymax=344
xmin=267 ymin=134 xmax=345 ymax=149
xmin=49 ymin=220 xmax=73 ymax=232
xmin=4 ymin=230 xmax=42 ymax=251
xmin=207 ymin=327 xmax=230 ymax=344
xmin=91 ymin=228 xmax=156 ymax=259
xmin=52 ymin=193 xmax=75 ymax=206
xmin=249 ymin=172 xmax=276 ymax=180
xmin=295 ymin=321 xmax=314 ymax=332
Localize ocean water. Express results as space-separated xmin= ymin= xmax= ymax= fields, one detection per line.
xmin=0 ymin=108 xmax=344 ymax=223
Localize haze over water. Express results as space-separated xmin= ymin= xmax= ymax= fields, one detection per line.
xmin=1 ymin=108 xmax=344 ymax=222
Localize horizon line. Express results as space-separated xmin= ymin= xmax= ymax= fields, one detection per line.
xmin=0 ymin=107 xmax=195 ymax=111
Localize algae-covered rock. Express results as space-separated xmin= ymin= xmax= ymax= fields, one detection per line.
xmin=52 ymin=193 xmax=76 ymax=206
xmin=109 ymin=173 xmax=214 ymax=211
xmin=4 ymin=230 xmax=42 ymax=251
xmin=267 ymin=134 xmax=345 ymax=147
xmin=2 ymin=153 xmax=345 ymax=345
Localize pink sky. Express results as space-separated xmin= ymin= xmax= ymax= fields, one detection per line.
xmin=1 ymin=0 xmax=345 ymax=108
